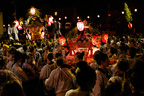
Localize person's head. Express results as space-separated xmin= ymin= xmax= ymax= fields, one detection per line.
xmin=130 ymin=59 xmax=144 ymax=93
xmin=127 ymin=47 xmax=136 ymax=58
xmin=26 ymin=53 xmax=34 ymax=64
xmin=0 ymin=81 xmax=25 ymax=96
xmin=117 ymin=59 xmax=129 ymax=74
xmin=129 ymin=39 xmax=136 ymax=47
xmin=22 ymin=44 xmax=27 ymax=52
xmin=14 ymin=51 xmax=24 ymax=65
xmin=56 ymin=57 xmax=64 ymax=67
xmin=29 ymin=46 xmax=35 ymax=54
xmin=75 ymin=51 xmax=84 ymax=62
xmin=47 ymin=52 xmax=53 ymax=61
xmin=7 ymin=47 xmax=16 ymax=60
xmin=75 ymin=60 xmax=96 ymax=91
xmin=93 ymin=51 xmax=109 ymax=67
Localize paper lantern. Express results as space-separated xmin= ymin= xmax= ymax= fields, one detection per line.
xmin=18 ymin=25 xmax=22 ymax=30
xmin=41 ymin=32 xmax=45 ymax=38
xmin=59 ymin=36 xmax=66 ymax=46
xmin=102 ymin=33 xmax=108 ymax=43
xmin=128 ymin=23 xmax=132 ymax=29
xmin=77 ymin=21 xmax=84 ymax=31
xmin=92 ymin=35 xmax=100 ymax=45
xmin=70 ymin=49 xmax=75 ymax=56
xmin=14 ymin=20 xmax=19 ymax=27
xmin=30 ymin=7 xmax=36 ymax=15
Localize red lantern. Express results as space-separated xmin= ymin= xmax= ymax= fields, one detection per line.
xmin=128 ymin=23 xmax=132 ymax=29
xmin=77 ymin=21 xmax=84 ymax=31
xmin=102 ymin=33 xmax=108 ymax=43
xmin=92 ymin=35 xmax=100 ymax=46
xmin=14 ymin=20 xmax=19 ymax=27
xmin=18 ymin=25 xmax=22 ymax=30
xmin=70 ymin=49 xmax=75 ymax=56
xmin=59 ymin=36 xmax=66 ymax=46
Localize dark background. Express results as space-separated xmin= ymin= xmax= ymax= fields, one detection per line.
xmin=0 ymin=0 xmax=144 ymax=33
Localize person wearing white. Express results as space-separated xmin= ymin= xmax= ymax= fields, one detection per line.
xmin=45 ymin=57 xmax=74 ymax=96
xmin=8 ymin=22 xmax=19 ymax=41
xmin=40 ymin=52 xmax=57 ymax=80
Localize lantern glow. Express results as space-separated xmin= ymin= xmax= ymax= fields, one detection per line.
xmin=128 ymin=23 xmax=132 ymax=29
xmin=102 ymin=33 xmax=108 ymax=43
xmin=77 ymin=21 xmax=85 ymax=31
xmin=30 ymin=7 xmax=36 ymax=15
xmin=18 ymin=25 xmax=22 ymax=30
xmin=14 ymin=20 xmax=19 ymax=27
xmin=92 ymin=35 xmax=101 ymax=47
xmin=59 ymin=36 xmax=66 ymax=46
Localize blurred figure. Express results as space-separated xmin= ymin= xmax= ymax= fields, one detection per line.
xmin=65 ymin=60 xmax=96 ymax=96
xmin=45 ymin=57 xmax=74 ymax=96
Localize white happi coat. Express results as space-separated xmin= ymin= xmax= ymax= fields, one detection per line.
xmin=8 ymin=26 xmax=19 ymax=41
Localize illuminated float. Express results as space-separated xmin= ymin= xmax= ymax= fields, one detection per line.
xmin=26 ymin=7 xmax=44 ymax=40
xmin=66 ymin=20 xmax=101 ymax=58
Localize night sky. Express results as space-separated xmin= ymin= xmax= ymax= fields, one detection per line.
xmin=1 ymin=0 xmax=144 ymax=28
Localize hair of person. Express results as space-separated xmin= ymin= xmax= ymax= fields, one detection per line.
xmin=55 ymin=52 xmax=62 ymax=58
xmin=76 ymin=60 xmax=96 ymax=91
xmin=0 ymin=81 xmax=25 ymax=96
xmin=129 ymin=47 xmax=136 ymax=58
xmin=29 ymin=46 xmax=34 ymax=53
xmin=22 ymin=44 xmax=27 ymax=52
xmin=130 ymin=59 xmax=144 ymax=92
xmin=56 ymin=57 xmax=64 ymax=67
xmin=75 ymin=51 xmax=85 ymax=60
xmin=93 ymin=51 xmax=108 ymax=65
xmin=7 ymin=47 xmax=16 ymax=54
xmin=14 ymin=51 xmax=24 ymax=63
xmin=117 ymin=59 xmax=129 ymax=72
xmin=47 ymin=52 xmax=53 ymax=61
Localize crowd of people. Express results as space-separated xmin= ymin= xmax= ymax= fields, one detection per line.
xmin=0 ymin=33 xmax=144 ymax=96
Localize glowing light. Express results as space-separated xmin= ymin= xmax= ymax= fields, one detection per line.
xmin=41 ymin=32 xmax=45 ymax=38
xmin=59 ymin=18 xmax=61 ymax=20
xmin=49 ymin=16 xmax=54 ymax=24
xmin=102 ymin=33 xmax=108 ymax=43
xmin=18 ymin=25 xmax=22 ymax=30
xmin=30 ymin=7 xmax=36 ymax=15
xmin=92 ymin=35 xmax=101 ymax=47
xmin=59 ymin=36 xmax=66 ymax=46
xmin=97 ymin=15 xmax=100 ymax=18
xmin=14 ymin=20 xmax=19 ymax=27
xmin=122 ymin=11 xmax=125 ymax=14
xmin=128 ymin=23 xmax=132 ymax=29
xmin=134 ymin=8 xmax=137 ymax=12
xmin=54 ymin=12 xmax=58 ymax=16
xmin=64 ymin=16 xmax=67 ymax=19
xmin=77 ymin=16 xmax=80 ymax=19
xmin=77 ymin=21 xmax=85 ymax=31
xmin=87 ymin=16 xmax=90 ymax=19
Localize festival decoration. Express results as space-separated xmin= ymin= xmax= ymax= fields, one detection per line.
xmin=70 ymin=49 xmax=75 ymax=56
xmin=30 ymin=7 xmax=36 ymax=15
xmin=92 ymin=35 xmax=100 ymax=46
xmin=59 ymin=36 xmax=66 ymax=46
xmin=14 ymin=20 xmax=19 ymax=27
xmin=77 ymin=21 xmax=85 ymax=31
xmin=124 ymin=3 xmax=133 ymax=29
xmin=47 ymin=16 xmax=54 ymax=26
xmin=18 ymin=25 xmax=22 ymax=30
xmin=28 ymin=7 xmax=41 ymax=16
xmin=102 ymin=33 xmax=108 ymax=43
xmin=128 ymin=23 xmax=133 ymax=29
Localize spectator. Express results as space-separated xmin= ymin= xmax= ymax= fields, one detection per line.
xmin=92 ymin=51 xmax=112 ymax=96
xmin=65 ymin=60 xmax=96 ymax=96
xmin=45 ymin=57 xmax=74 ymax=96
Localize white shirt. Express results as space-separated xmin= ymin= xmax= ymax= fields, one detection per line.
xmin=11 ymin=63 xmax=28 ymax=82
xmin=45 ymin=67 xmax=74 ymax=94
xmin=40 ymin=62 xmax=56 ymax=80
